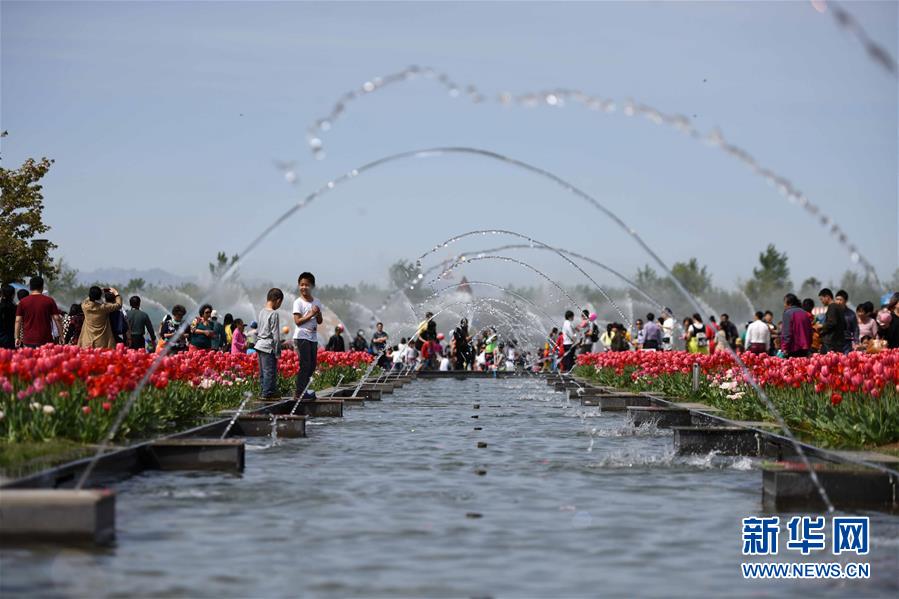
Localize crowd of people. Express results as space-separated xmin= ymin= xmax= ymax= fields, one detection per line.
xmin=546 ymin=288 xmax=899 ymax=372
xmin=4 ymin=275 xmax=898 ymax=386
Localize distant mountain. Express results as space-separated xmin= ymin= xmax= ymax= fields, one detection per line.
xmin=76 ymin=267 xmax=192 ymax=287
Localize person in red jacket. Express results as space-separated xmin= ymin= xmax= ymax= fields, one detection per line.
xmin=781 ymin=293 xmax=812 ymax=358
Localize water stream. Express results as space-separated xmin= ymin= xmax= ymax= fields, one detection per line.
xmin=3 ymin=377 xmax=896 ymax=597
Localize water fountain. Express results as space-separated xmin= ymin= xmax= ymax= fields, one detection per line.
xmin=304 ymin=68 xmax=884 ymax=287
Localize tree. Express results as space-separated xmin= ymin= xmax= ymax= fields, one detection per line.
xmin=635 ymin=264 xmax=661 ymax=289
xmin=670 ymin=258 xmax=712 ymax=296
xmin=799 ymin=276 xmax=822 ymax=299
xmin=209 ymin=251 xmax=239 ymax=279
xmin=125 ymin=278 xmax=146 ymax=293
xmin=0 ymin=153 xmax=59 ymax=284
xmin=836 ymin=270 xmax=882 ymax=306
xmin=744 ymin=244 xmax=790 ymax=301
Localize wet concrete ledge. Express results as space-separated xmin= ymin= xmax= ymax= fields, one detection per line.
xmin=0 ymin=385 xmax=344 ymax=490
xmin=573 ymin=375 xmax=899 ymax=510
xmin=0 ymin=489 xmax=116 ymax=545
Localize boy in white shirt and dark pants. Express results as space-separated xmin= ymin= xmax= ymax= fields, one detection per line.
xmin=293 ymin=272 xmax=324 ymax=400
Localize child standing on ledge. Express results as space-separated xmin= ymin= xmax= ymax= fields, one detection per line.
xmin=255 ymin=288 xmax=284 ymax=398
xmin=293 ymin=272 xmax=323 ymax=400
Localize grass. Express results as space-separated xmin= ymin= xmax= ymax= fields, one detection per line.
xmin=0 ymin=438 xmax=95 ymax=478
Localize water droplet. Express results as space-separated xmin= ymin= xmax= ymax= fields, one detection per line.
xmin=313 ymin=149 xmax=326 ymax=161
xmin=284 ymin=171 xmax=297 ymax=184
xmin=448 ymin=87 xmax=460 ymax=98
xmin=350 ymin=169 xmax=359 ymax=177
xmin=326 ymin=181 xmax=335 ymax=189
xmin=308 ymin=137 xmax=322 ymax=150
xmin=417 ymin=273 xmax=424 ymax=279
xmin=319 ymin=120 xmax=331 ymax=131
xmin=850 ymin=252 xmax=860 ymax=263
xmin=545 ymin=94 xmax=559 ymax=106
xmin=362 ymin=81 xmax=375 ymax=92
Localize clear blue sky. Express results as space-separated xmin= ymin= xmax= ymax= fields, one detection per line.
xmin=2 ymin=0 xmax=896 ymax=290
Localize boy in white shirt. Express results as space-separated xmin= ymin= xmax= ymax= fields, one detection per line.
xmin=292 ymin=272 xmax=324 ymax=400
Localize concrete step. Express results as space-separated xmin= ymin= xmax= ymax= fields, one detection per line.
xmin=0 ymin=489 xmax=116 ymax=545
xmin=232 ymin=414 xmax=306 ymax=438
xmin=290 ymin=399 xmax=344 ymax=418
xmin=627 ymin=406 xmax=693 ymax=428
xmin=580 ymin=395 xmax=653 ymax=410
xmin=673 ymin=426 xmax=761 ymax=456
xmin=329 ymin=388 xmax=382 ymax=401
xmin=142 ymin=439 xmax=245 ymax=472
xmin=762 ymin=462 xmax=897 ymax=511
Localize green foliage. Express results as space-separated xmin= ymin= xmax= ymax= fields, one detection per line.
xmin=0 ymin=154 xmax=59 ymax=284
xmin=209 ymin=251 xmax=239 ymax=279
xmin=670 ymin=258 xmax=712 ymax=296
xmin=744 ymin=244 xmax=791 ymax=302
xmin=835 ymin=270 xmax=884 ymax=305
xmin=799 ymin=276 xmax=822 ymax=299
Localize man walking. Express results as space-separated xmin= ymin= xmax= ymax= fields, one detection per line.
xmin=818 ymin=288 xmax=847 ymax=354
xmin=126 ymin=295 xmax=156 ymax=351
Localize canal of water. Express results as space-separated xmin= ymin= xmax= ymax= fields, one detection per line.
xmin=2 ymin=377 xmax=897 ymax=597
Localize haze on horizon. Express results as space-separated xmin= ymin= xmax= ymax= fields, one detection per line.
xmin=2 ymin=0 xmax=896 ymax=291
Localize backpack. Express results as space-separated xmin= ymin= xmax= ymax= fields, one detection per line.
xmin=692 ymin=324 xmax=708 ymax=347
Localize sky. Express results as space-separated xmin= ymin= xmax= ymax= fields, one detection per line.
xmin=2 ymin=0 xmax=897 ymax=292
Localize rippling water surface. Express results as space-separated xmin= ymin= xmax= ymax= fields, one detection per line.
xmin=2 ymin=377 xmax=897 ymax=597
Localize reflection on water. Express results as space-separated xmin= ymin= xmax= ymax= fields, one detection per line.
xmin=2 ymin=378 xmax=897 ymax=597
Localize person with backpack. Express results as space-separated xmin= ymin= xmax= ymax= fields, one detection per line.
xmin=579 ymin=309 xmax=599 ymax=354
xmin=686 ymin=313 xmax=709 ymax=355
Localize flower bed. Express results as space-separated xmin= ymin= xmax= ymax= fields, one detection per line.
xmin=572 ymin=350 xmax=899 ymax=448
xmin=0 ymin=346 xmax=373 ymax=446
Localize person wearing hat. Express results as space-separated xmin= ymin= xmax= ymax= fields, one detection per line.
xmin=352 ymin=329 xmax=369 ymax=353
xmin=326 ymin=324 xmax=346 ymax=352
xmin=209 ymin=309 xmax=226 ymax=351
